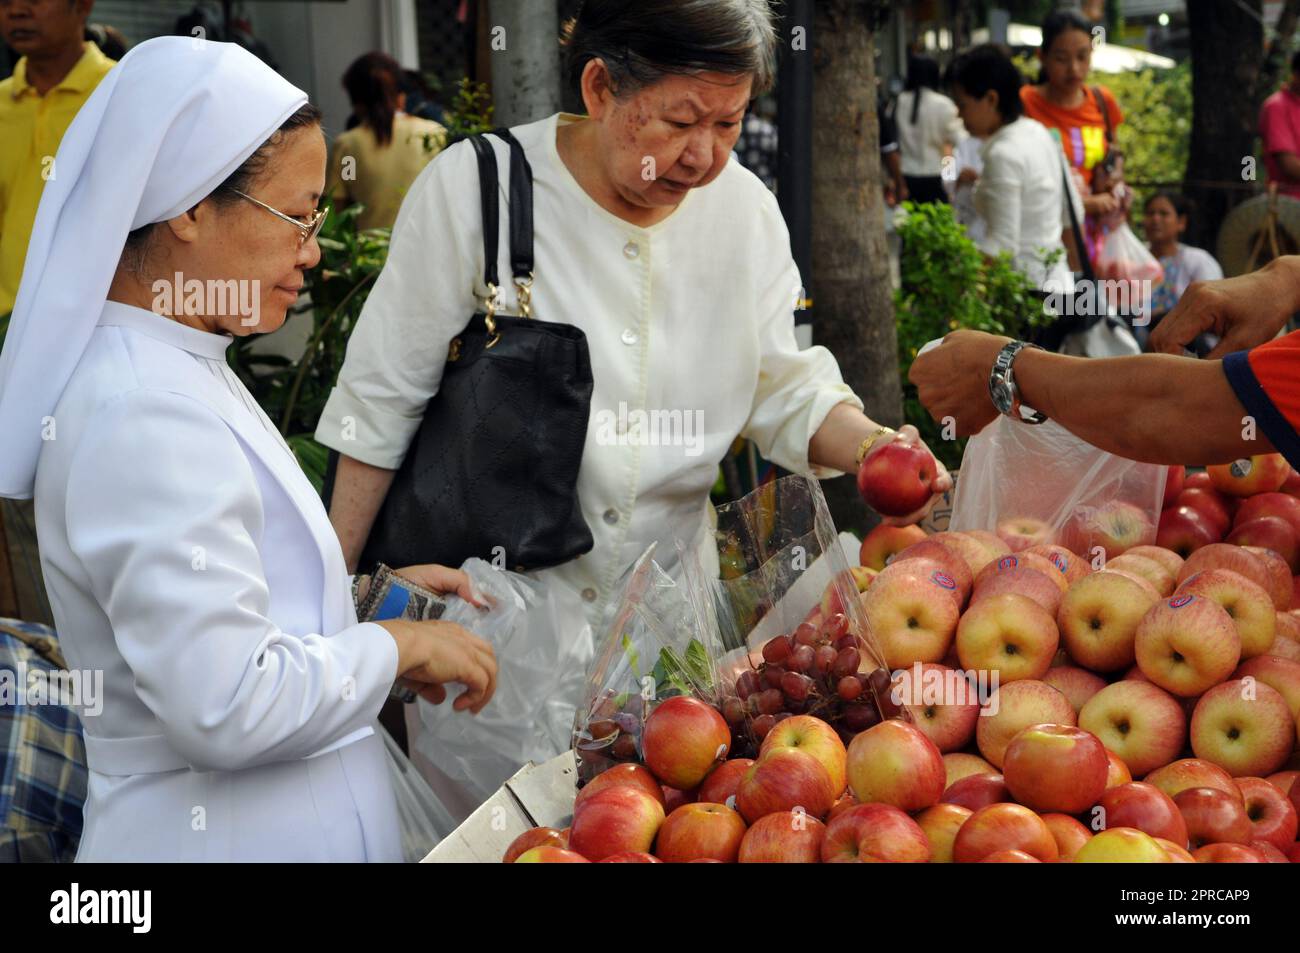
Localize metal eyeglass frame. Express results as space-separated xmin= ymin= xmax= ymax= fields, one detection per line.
xmin=231 ymin=189 xmax=328 ymax=246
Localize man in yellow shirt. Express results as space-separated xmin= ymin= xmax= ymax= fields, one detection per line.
xmin=0 ymin=0 xmax=112 ymax=626
xmin=1 ymin=0 xmax=115 ymax=318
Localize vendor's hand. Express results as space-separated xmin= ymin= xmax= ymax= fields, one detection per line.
xmin=908 ymin=329 xmax=1011 ymax=439
xmin=1148 ymin=268 xmax=1294 ymax=358
xmin=863 ymin=424 xmax=955 ymax=527
xmin=383 ymin=619 xmax=498 ymax=713
xmin=394 ymin=564 xmax=484 ymax=607
xmin=958 ymin=167 xmax=979 ymax=185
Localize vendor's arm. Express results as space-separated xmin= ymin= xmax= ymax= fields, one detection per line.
xmin=909 ymin=329 xmax=1278 ymax=467
xmin=1149 ymin=256 xmax=1300 ymax=357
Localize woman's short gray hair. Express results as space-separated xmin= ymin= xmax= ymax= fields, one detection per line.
xmin=562 ymin=0 xmax=778 ymax=99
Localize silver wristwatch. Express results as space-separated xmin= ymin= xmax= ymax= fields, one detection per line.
xmin=988 ymin=341 xmax=1047 ymax=424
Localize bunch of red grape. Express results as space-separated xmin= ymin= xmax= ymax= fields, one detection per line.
xmin=720 ymin=611 xmax=904 ymax=755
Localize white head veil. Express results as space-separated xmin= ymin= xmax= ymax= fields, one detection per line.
xmin=0 ymin=37 xmax=308 ymax=499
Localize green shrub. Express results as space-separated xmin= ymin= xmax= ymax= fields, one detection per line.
xmin=894 ymin=201 xmax=1053 ymax=470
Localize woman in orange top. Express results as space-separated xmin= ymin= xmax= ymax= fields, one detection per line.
xmin=1020 ymin=9 xmax=1124 ymax=220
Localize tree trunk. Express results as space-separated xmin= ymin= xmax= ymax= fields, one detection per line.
xmin=1183 ymin=0 xmax=1263 ymax=251
xmin=811 ymin=0 xmax=899 ymax=536
xmin=487 ymin=0 xmax=562 ymax=127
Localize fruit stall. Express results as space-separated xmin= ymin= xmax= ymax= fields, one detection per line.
xmin=432 ymin=433 xmax=1300 ymax=864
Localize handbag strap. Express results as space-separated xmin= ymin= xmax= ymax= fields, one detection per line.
xmin=469 ymin=130 xmax=535 ymax=318
xmin=1091 ymin=86 xmax=1113 ymax=146
xmin=468 ymin=134 xmax=501 ymax=293
xmin=1060 ymin=152 xmax=1096 ymax=283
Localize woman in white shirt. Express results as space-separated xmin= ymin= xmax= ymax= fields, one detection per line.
xmin=949 ymin=44 xmax=1082 ymax=292
xmin=896 ymin=55 xmax=966 ymax=205
xmin=319 ymin=0 xmax=951 ymax=811
xmin=0 ymin=38 xmax=496 ymax=862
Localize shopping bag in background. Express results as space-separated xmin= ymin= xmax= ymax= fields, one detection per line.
xmin=950 ymin=416 xmax=1167 ymax=563
xmin=704 ymin=475 xmax=908 ymax=757
xmin=1095 ymin=222 xmax=1164 ymax=319
xmin=408 ymin=558 xmax=592 ymax=837
xmin=572 ymin=543 xmax=720 ymax=785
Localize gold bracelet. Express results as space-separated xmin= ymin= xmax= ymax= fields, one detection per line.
xmin=856 ymin=426 xmax=896 ymax=466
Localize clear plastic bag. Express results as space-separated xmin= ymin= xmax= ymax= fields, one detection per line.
xmin=1095 ymin=222 xmax=1164 ymax=319
xmin=571 ymin=543 xmax=720 ymax=784
xmin=950 ymin=416 xmax=1168 ymax=562
xmin=704 ymin=475 xmax=905 ymax=756
xmin=380 ymin=729 xmax=447 ymax=862
xmin=408 ymin=558 xmax=592 ymax=835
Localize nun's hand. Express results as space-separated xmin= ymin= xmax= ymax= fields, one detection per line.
xmin=862 ymin=424 xmax=954 ymax=528
xmin=394 ymin=564 xmax=485 ymax=607
xmin=383 ymin=620 xmax=498 ymax=714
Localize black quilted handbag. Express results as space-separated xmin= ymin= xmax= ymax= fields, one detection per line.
xmin=358 ymin=129 xmax=594 ymax=573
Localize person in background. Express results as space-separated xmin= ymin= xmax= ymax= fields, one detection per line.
xmin=84 ymin=22 xmax=126 ymax=60
xmin=0 ymin=0 xmax=114 ymax=629
xmin=1143 ymin=190 xmax=1223 ymax=351
xmin=1021 ymin=9 xmax=1123 ymax=220
xmin=880 ymin=83 xmax=906 ymax=206
xmin=949 ymin=44 xmax=1080 ymax=292
xmin=895 ymin=54 xmax=964 ymax=205
xmin=1259 ymin=49 xmax=1300 ymax=200
xmin=325 ymin=52 xmax=447 ymax=231
xmin=947 ymin=133 xmax=985 ymax=244
xmin=0 ymin=0 xmax=114 ymax=318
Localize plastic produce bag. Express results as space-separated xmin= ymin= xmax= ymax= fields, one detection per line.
xmin=408 ymin=558 xmax=592 ymax=836
xmin=705 ymin=475 xmax=906 ymax=756
xmin=381 ymin=729 xmax=447 ymax=862
xmin=950 ymin=416 xmax=1167 ymax=563
xmin=1094 ymin=222 xmax=1163 ymax=321
xmin=572 ymin=543 xmax=720 ymax=784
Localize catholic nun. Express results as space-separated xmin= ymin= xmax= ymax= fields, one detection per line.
xmin=0 ymin=37 xmax=497 ymax=862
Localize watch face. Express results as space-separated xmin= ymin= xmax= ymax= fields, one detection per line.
xmin=990 ymin=380 xmax=1014 ymax=415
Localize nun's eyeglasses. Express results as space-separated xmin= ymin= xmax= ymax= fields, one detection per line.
xmin=231 ymin=189 xmax=328 ymax=247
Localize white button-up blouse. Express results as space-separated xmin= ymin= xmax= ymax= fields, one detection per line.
xmin=316 ymin=112 xmax=862 ymax=628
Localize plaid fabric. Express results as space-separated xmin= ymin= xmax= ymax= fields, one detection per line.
xmin=0 ymin=618 xmax=86 ymax=862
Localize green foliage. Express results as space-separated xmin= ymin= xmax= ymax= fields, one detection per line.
xmin=893 ymin=201 xmax=1053 ymax=470
xmin=1104 ymin=63 xmax=1192 ymax=222
xmin=440 ymin=77 xmax=496 ymax=140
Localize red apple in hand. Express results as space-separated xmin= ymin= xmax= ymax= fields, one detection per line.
xmin=858 ymin=438 xmax=937 ymax=517
xmin=642 ymin=696 xmax=730 ymax=790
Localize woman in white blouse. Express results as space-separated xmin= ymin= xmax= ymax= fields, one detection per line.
xmin=319 ymin=0 xmax=950 ymax=800
xmin=0 ymin=39 xmax=496 ymax=861
xmin=948 ymin=44 xmax=1082 ymax=291
xmin=895 ymin=55 xmax=966 ymax=205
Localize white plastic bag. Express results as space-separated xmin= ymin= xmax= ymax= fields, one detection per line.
xmin=950 ymin=417 xmax=1167 ymax=563
xmin=407 ymin=559 xmax=592 ymax=837
xmin=380 ymin=729 xmax=448 ymax=862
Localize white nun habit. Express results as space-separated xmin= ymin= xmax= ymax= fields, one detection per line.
xmin=0 ymin=38 xmax=403 ymax=861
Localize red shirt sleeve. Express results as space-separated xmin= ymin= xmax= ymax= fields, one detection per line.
xmin=1223 ymin=333 xmax=1300 ymax=466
